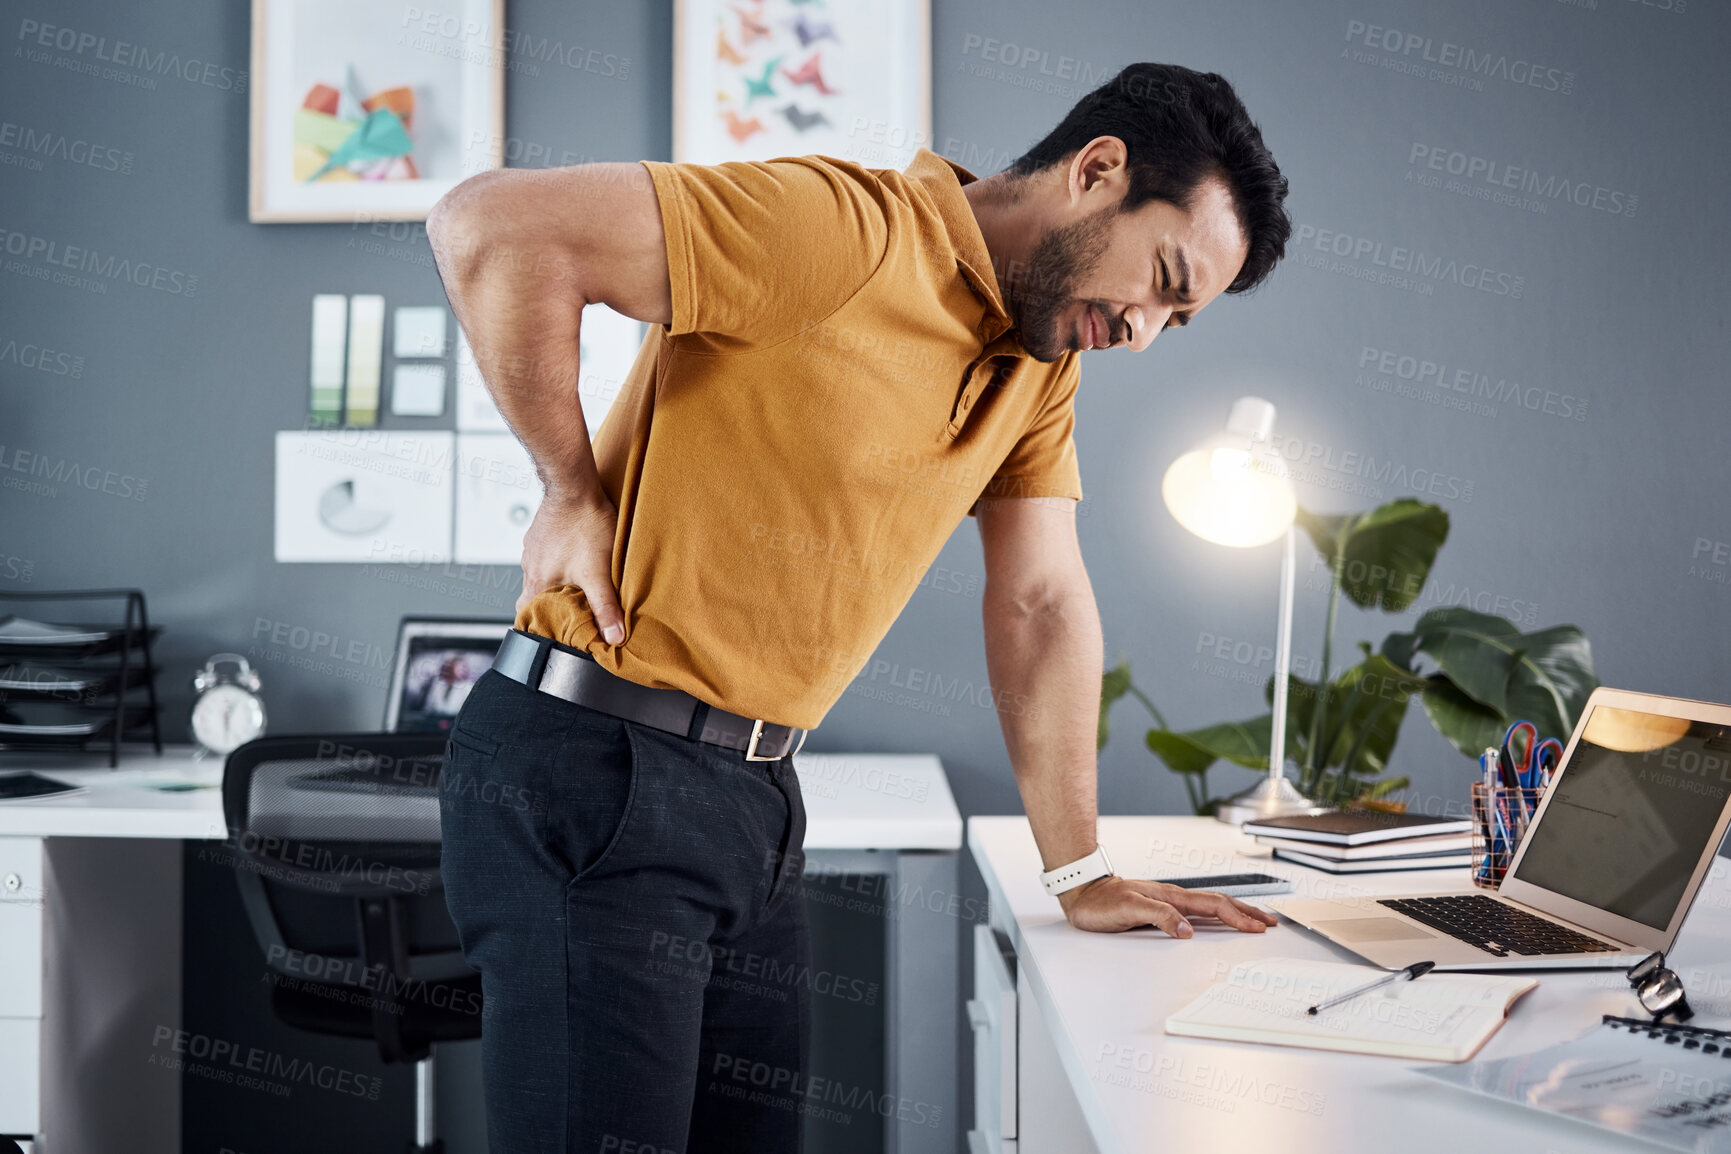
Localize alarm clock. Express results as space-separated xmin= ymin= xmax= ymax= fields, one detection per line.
xmin=190 ymin=653 xmax=267 ymax=756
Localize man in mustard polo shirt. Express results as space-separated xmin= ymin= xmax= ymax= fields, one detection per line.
xmin=430 ymin=63 xmax=1290 ymax=1153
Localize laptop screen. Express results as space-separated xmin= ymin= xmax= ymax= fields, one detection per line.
xmin=1513 ymin=705 xmax=1731 ymax=929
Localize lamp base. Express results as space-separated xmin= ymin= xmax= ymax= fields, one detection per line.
xmin=1213 ymin=774 xmax=1329 ymax=826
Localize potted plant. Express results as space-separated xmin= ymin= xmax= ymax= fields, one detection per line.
xmin=1100 ymin=498 xmax=1599 ymax=813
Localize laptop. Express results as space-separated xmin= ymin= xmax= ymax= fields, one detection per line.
xmin=1273 ymin=687 xmax=1731 ymax=970
xmin=381 ymin=616 xmax=513 ymax=735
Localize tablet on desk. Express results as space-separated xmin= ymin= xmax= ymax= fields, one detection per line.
xmin=0 ymin=771 xmax=84 ymax=801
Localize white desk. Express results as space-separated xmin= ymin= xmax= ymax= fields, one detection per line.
xmin=0 ymin=745 xmax=962 ymax=1154
xmin=968 ymin=815 xmax=1731 ymax=1154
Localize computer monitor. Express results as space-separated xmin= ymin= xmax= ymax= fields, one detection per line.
xmin=382 ymin=617 xmax=512 ymax=734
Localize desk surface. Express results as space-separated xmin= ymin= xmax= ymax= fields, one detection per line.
xmin=970 ymin=814 xmax=1731 ymax=1154
xmin=0 ymin=746 xmax=962 ymax=850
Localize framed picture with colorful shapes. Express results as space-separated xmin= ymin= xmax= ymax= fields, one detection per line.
xmin=249 ymin=0 xmax=504 ymax=222
xmin=673 ymin=0 xmax=930 ymax=168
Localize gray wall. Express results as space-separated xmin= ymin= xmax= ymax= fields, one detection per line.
xmin=7 ymin=0 xmax=1727 ymax=818
xmin=4 ymin=0 xmax=1729 ymax=1144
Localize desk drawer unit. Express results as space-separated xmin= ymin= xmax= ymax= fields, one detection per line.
xmin=0 ymin=837 xmax=44 ymax=1137
xmin=966 ymin=923 xmax=1017 ymax=1153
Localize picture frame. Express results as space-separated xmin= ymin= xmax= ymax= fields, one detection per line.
xmin=249 ymin=0 xmax=505 ymax=223
xmin=672 ymin=0 xmax=931 ymax=169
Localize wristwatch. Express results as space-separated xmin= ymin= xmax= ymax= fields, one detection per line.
xmin=1040 ymin=845 xmax=1115 ymax=896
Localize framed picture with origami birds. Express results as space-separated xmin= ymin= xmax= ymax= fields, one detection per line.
xmin=249 ymin=0 xmax=504 ymax=222
xmin=673 ymin=0 xmax=930 ymax=167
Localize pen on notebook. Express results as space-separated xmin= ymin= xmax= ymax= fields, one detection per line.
xmin=1307 ymin=961 xmax=1435 ymax=1016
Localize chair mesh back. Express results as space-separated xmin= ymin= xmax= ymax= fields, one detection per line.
xmin=224 ymin=733 xmax=447 ymax=898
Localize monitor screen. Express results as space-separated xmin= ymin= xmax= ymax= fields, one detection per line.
xmin=385 ymin=621 xmax=510 ymax=734
xmin=1513 ymin=705 xmax=1731 ymax=929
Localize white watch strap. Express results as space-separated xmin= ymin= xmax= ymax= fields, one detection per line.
xmin=1040 ymin=845 xmax=1114 ymax=896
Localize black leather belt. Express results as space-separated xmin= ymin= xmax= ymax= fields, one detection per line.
xmin=491 ymin=630 xmax=808 ymax=761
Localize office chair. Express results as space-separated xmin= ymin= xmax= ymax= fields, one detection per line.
xmin=222 ymin=733 xmax=479 ymax=1154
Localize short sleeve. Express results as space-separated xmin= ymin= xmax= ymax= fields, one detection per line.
xmin=642 ymin=157 xmax=887 ymax=350
xmin=970 ymin=358 xmax=1083 ymax=514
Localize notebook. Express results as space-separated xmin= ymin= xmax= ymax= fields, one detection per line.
xmin=1164 ymin=957 xmax=1536 ymax=1062
xmin=1254 ymin=831 xmax=1471 ymax=860
xmin=1419 ymin=1016 xmax=1731 ymax=1152
xmin=1242 ymin=811 xmax=1472 ymax=846
xmin=1272 ymin=847 xmax=1472 ymax=874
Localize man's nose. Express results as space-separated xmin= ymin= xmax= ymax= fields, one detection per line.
xmin=1120 ymin=305 xmax=1166 ymax=352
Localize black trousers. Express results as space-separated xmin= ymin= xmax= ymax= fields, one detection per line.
xmin=441 ymin=663 xmax=810 ymax=1154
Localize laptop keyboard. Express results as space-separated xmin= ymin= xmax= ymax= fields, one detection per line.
xmin=1379 ymin=896 xmax=1620 ymax=957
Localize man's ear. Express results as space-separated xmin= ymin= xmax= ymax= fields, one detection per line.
xmin=1068 ymin=136 xmax=1130 ymax=204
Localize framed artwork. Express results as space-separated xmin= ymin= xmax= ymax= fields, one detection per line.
xmin=250 ymin=0 xmax=504 ymax=222
xmin=673 ymin=0 xmax=930 ymax=168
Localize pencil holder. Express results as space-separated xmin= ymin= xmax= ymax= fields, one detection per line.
xmin=1470 ymin=783 xmax=1545 ymax=888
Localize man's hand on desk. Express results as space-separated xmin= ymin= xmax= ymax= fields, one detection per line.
xmin=1057 ymin=876 xmax=1279 ymax=937
xmin=517 ymin=486 xmax=626 ymax=643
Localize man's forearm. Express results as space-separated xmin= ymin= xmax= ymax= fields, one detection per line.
xmin=426 ymin=176 xmax=601 ymax=500
xmin=982 ymin=578 xmax=1105 ymax=876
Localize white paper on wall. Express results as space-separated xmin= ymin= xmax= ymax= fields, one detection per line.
xmin=454 ymin=433 xmax=542 ymax=565
xmin=578 ymin=303 xmax=647 ymax=436
xmin=393 ymin=306 xmax=449 ymax=358
xmin=275 ymin=430 xmax=454 ymax=563
xmin=390 ymin=363 xmax=448 ymax=417
xmin=455 ymin=330 xmax=509 ymax=432
xmin=454 ymin=308 xmax=646 ymax=435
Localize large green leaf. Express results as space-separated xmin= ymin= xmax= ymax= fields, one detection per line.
xmin=1099 ymin=662 xmax=1133 ymax=751
xmin=1302 ymin=500 xmax=1450 ymax=613
xmin=1384 ymin=608 xmax=1598 ymax=749
xmin=1385 ymin=608 xmax=1516 ymax=714
xmin=1296 ymin=507 xmax=1355 ymax=564
xmin=1146 ymin=717 xmax=1279 ymax=774
xmin=1325 ymin=653 xmax=1428 ymax=776
xmin=1267 ymin=652 xmax=1426 ymax=799
xmin=1499 ymin=624 xmax=1597 ymax=741
xmin=1416 ymin=675 xmax=1508 ymax=758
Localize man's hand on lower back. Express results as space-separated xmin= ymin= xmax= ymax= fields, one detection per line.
xmin=1056 ymin=876 xmax=1279 ymax=937
xmin=516 ymin=486 xmax=627 ymax=643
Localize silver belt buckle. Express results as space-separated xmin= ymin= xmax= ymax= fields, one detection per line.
xmin=744 ymin=719 xmax=806 ymax=761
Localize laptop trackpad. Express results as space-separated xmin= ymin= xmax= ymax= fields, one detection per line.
xmin=1314 ymin=917 xmax=1436 ymax=943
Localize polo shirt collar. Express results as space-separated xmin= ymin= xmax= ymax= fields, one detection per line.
xmin=904 ymin=149 xmax=1011 ymax=325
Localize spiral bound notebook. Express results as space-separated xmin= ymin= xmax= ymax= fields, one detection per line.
xmin=1419 ymin=1016 xmax=1731 ymax=1152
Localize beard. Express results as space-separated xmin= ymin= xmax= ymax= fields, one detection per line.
xmin=1003 ymin=205 xmax=1118 ymax=363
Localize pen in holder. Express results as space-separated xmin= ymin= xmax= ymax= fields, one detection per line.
xmin=1471 ymin=783 xmax=1544 ymax=888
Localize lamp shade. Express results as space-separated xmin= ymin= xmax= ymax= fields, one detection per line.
xmin=1162 ymin=397 xmax=1296 ymax=549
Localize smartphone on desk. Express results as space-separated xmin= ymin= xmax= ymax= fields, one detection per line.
xmin=1146 ymin=872 xmax=1293 ymax=897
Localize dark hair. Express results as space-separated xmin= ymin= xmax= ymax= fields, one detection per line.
xmin=1010 ymin=63 xmax=1291 ymax=294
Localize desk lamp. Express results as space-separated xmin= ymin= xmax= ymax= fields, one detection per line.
xmin=1161 ymin=397 xmax=1325 ymax=825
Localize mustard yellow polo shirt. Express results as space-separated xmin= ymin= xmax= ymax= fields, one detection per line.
xmin=516 ymin=149 xmax=1083 ymax=729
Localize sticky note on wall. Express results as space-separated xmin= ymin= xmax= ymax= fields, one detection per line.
xmin=345 ymin=294 xmax=385 ymax=426
xmin=393 ymin=306 xmax=447 ymax=358
xmin=309 ymin=294 xmax=347 ymax=425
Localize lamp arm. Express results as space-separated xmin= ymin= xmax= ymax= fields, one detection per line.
xmin=1268 ymin=526 xmax=1296 ymax=783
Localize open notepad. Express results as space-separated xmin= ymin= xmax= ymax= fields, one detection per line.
xmin=1165 ymin=958 xmax=1537 ymax=1062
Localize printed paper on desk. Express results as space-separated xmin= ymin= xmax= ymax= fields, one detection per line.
xmin=1419 ymin=1017 xmax=1731 ymax=1152
xmin=1165 ymin=957 xmax=1536 ymax=1063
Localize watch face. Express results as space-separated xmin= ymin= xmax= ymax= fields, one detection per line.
xmin=191 ymin=684 xmax=266 ymax=754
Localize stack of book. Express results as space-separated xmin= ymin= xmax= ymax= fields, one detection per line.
xmin=1243 ymin=811 xmax=1473 ymax=874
